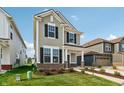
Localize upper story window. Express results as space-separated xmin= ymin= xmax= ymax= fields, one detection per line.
xmin=10 ymin=32 xmax=13 ymax=40
xmin=120 ymin=43 xmax=124 ymax=51
xmin=105 ymin=43 xmax=112 ymax=52
xmin=44 ymin=24 xmax=58 ymax=39
xmin=67 ymin=32 xmax=76 ymax=44
xmin=48 ymin=25 xmax=56 ymax=38
xmin=69 ymin=33 xmax=75 ymax=43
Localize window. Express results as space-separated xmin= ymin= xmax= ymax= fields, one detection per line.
xmin=48 ymin=25 xmax=56 ymax=38
xmin=43 ymin=47 xmax=59 ymax=63
xmin=10 ymin=32 xmax=13 ymax=40
xmin=53 ymin=49 xmax=59 ymax=63
xmin=69 ymin=33 xmax=74 ymax=43
xmin=105 ymin=43 xmax=112 ymax=52
xmin=43 ymin=48 xmax=51 ymax=63
xmin=121 ymin=43 xmax=124 ymax=51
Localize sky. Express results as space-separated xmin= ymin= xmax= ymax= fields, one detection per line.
xmin=4 ymin=7 xmax=124 ymax=57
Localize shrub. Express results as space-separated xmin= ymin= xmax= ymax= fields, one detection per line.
xmin=51 ymin=69 xmax=57 ymax=72
xmin=43 ymin=70 xmax=53 ymax=75
xmin=113 ymin=66 xmax=117 ymax=69
xmin=98 ymin=65 xmax=102 ymax=68
xmin=58 ymin=68 xmax=65 ymax=74
xmin=84 ymin=67 xmax=89 ymax=70
xmin=68 ymin=68 xmax=75 ymax=73
xmin=114 ymin=71 xmax=121 ymax=76
xmin=81 ymin=69 xmax=85 ymax=74
xmin=90 ymin=67 xmax=95 ymax=71
xmin=100 ymin=69 xmax=105 ymax=73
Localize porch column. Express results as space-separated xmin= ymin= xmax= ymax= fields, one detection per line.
xmin=65 ymin=49 xmax=68 ymax=68
xmin=81 ymin=50 xmax=84 ymax=67
xmin=62 ymin=46 xmax=65 ymax=64
xmin=36 ymin=18 xmax=41 ymax=63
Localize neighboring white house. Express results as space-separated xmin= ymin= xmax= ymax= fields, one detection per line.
xmin=0 ymin=8 xmax=27 ymax=70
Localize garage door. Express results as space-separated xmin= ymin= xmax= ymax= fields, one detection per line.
xmin=95 ymin=56 xmax=111 ymax=66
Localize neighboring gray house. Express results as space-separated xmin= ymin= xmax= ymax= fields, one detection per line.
xmin=34 ymin=9 xmax=84 ymax=69
xmin=83 ymin=38 xmax=124 ymax=66
xmin=83 ymin=38 xmax=113 ymax=66
xmin=0 ymin=8 xmax=27 ymax=70
xmin=110 ymin=37 xmax=124 ymax=66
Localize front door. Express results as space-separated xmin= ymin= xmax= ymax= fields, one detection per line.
xmin=67 ymin=55 xmax=70 ymax=68
xmin=77 ymin=56 xmax=81 ymax=66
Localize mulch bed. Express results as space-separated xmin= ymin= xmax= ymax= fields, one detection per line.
xmin=86 ymin=69 xmax=124 ymax=79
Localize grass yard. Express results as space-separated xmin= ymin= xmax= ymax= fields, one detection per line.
xmin=0 ymin=66 xmax=120 ymax=86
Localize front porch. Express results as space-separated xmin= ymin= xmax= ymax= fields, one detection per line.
xmin=63 ymin=44 xmax=84 ymax=68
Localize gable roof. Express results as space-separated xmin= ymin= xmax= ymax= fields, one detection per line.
xmin=110 ymin=37 xmax=124 ymax=44
xmin=0 ymin=8 xmax=26 ymax=48
xmin=83 ymin=38 xmax=111 ymax=48
xmin=34 ymin=9 xmax=83 ymax=34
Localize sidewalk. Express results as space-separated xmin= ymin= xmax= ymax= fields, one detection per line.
xmin=74 ymin=68 xmax=124 ymax=85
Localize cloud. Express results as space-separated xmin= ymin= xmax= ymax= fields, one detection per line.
xmin=107 ymin=34 xmax=117 ymax=40
xmin=43 ymin=8 xmax=49 ymax=11
xmin=71 ymin=15 xmax=79 ymax=21
xmin=24 ymin=41 xmax=35 ymax=58
xmin=80 ymin=34 xmax=84 ymax=39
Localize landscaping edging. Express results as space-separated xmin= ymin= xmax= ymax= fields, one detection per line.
xmin=86 ymin=69 xmax=124 ymax=79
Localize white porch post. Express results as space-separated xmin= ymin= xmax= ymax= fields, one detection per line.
xmin=36 ymin=18 xmax=40 ymax=63
xmin=65 ymin=49 xmax=68 ymax=62
xmin=62 ymin=46 xmax=65 ymax=64
xmin=81 ymin=50 xmax=84 ymax=67
xmin=65 ymin=49 xmax=68 ymax=68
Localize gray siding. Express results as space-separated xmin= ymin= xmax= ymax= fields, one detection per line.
xmin=39 ymin=15 xmax=63 ymax=48
xmin=85 ymin=43 xmax=104 ymax=53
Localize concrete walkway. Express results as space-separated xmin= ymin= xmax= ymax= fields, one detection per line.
xmin=74 ymin=67 xmax=124 ymax=85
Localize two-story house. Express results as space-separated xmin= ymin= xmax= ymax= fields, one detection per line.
xmin=110 ymin=37 xmax=124 ymax=66
xmin=83 ymin=37 xmax=124 ymax=66
xmin=0 ymin=8 xmax=27 ymax=70
xmin=34 ymin=9 xmax=84 ymax=69
xmin=83 ymin=38 xmax=113 ymax=66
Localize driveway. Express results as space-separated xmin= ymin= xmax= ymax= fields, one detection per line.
xmin=94 ymin=66 xmax=124 ymax=76
xmin=74 ymin=67 xmax=124 ymax=85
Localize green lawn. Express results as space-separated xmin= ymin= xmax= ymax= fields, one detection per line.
xmin=0 ymin=66 xmax=120 ymax=86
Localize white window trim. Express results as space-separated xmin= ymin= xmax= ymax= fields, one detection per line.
xmin=43 ymin=46 xmax=59 ymax=64
xmin=105 ymin=43 xmax=111 ymax=52
xmin=48 ymin=23 xmax=56 ymax=39
xmin=121 ymin=43 xmax=124 ymax=51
